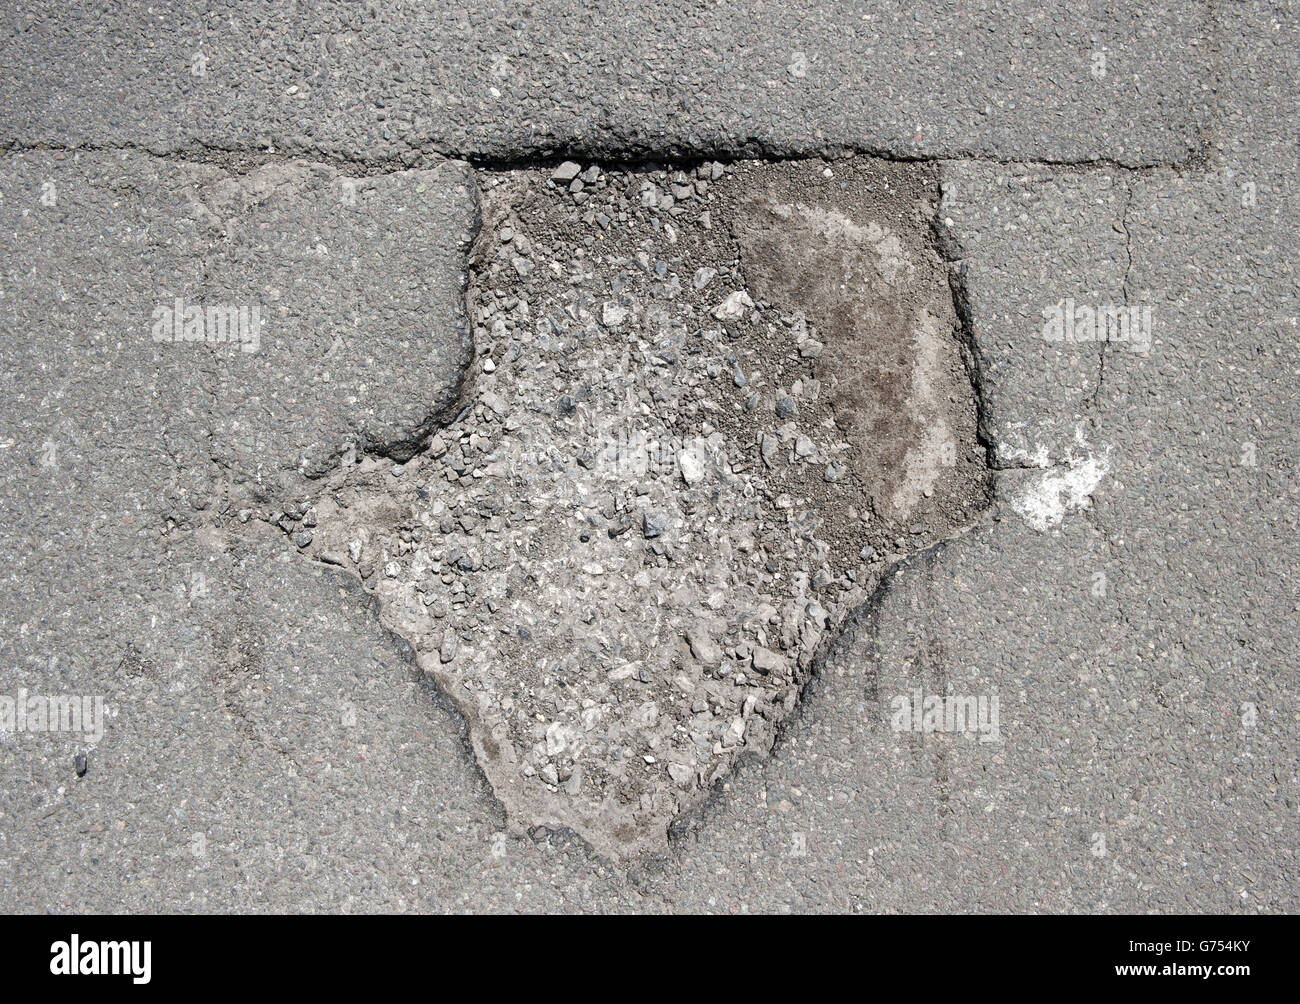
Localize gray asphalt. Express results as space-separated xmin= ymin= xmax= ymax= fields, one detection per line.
xmin=1 ymin=1 xmax=1295 ymax=912
xmin=3 ymin=1 xmax=1208 ymax=165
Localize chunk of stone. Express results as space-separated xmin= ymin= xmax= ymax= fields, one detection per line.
xmin=686 ymin=625 xmax=723 ymax=665
xmin=643 ymin=512 xmax=669 ymax=538
xmin=751 ymin=647 xmax=783 ymax=675
xmin=713 ymin=291 xmax=754 ymax=321
xmin=678 ymin=447 xmax=706 ymax=485
xmin=551 ymin=161 xmax=582 ymax=182
xmin=667 ymin=763 xmax=695 ymax=787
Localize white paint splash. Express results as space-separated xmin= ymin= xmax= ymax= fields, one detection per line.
xmin=1010 ymin=427 xmax=1111 ymax=531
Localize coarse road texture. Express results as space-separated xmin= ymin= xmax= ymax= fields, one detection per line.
xmin=0 ymin=2 xmax=1295 ymax=912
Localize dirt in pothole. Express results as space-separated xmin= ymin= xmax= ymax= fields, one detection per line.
xmin=297 ymin=156 xmax=989 ymax=858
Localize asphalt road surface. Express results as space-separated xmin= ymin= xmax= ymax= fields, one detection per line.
xmin=0 ymin=2 xmax=1295 ymax=913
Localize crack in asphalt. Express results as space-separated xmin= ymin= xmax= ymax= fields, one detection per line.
xmin=3 ymin=137 xmax=1210 ymax=177
xmin=1090 ymin=181 xmax=1138 ymax=413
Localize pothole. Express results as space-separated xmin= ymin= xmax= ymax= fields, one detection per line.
xmin=300 ymin=156 xmax=989 ymax=858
